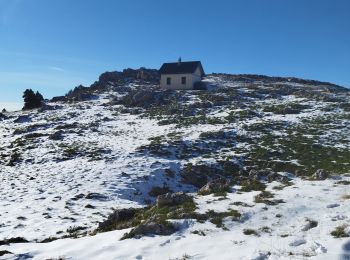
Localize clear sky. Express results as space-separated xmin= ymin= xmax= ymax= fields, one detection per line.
xmin=1 ymin=0 xmax=349 ymax=110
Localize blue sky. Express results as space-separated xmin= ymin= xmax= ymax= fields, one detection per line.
xmin=0 ymin=0 xmax=349 ymax=110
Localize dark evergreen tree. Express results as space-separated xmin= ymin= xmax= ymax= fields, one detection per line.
xmin=22 ymin=89 xmax=44 ymax=110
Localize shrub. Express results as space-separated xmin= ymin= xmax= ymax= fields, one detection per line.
xmin=330 ymin=225 xmax=349 ymax=238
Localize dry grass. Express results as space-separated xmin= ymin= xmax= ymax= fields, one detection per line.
xmin=341 ymin=194 xmax=350 ymax=200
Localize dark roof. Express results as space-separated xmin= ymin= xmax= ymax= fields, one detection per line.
xmin=159 ymin=61 xmax=205 ymax=75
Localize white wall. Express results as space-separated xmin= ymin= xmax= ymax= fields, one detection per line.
xmin=160 ymin=69 xmax=202 ymax=90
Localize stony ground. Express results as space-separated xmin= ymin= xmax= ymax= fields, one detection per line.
xmin=0 ymin=74 xmax=349 ymax=259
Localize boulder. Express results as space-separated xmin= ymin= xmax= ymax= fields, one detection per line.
xmin=312 ymin=169 xmax=329 ymax=180
xmin=156 ymin=192 xmax=189 ymax=208
xmin=199 ymin=178 xmax=230 ymax=195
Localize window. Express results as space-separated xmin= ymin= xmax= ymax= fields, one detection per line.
xmin=181 ymin=76 xmax=186 ymax=84
xmin=166 ymin=77 xmax=171 ymax=85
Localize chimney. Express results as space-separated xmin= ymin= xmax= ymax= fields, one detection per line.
xmin=178 ymin=57 xmax=181 ymax=66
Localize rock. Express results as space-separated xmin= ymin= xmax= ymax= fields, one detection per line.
xmin=0 ymin=113 xmax=8 ymax=120
xmin=0 ymin=237 xmax=28 ymax=246
xmin=164 ymin=168 xmax=175 ymax=178
xmin=312 ymin=242 xmax=327 ymax=254
xmin=132 ymin=221 xmax=177 ymax=237
xmin=312 ymin=169 xmax=329 ymax=180
xmin=156 ymin=192 xmax=189 ymax=207
xmin=267 ymin=172 xmax=290 ymax=184
xmin=198 ymin=178 xmax=230 ymax=195
xmin=250 ymin=251 xmax=271 ymax=260
xmin=301 ymin=219 xmax=318 ymax=231
xmin=14 ymin=115 xmax=31 ymax=123
xmin=85 ymin=193 xmax=109 ymax=201
xmin=289 ymin=238 xmax=306 ymax=247
xmin=326 ymin=203 xmax=340 ymax=208
xmin=51 ymin=96 xmax=66 ymax=102
xmin=98 ymin=208 xmax=139 ymax=231
xmin=0 ymin=250 xmax=13 ymax=257
xmin=49 ymin=130 xmax=64 ymax=140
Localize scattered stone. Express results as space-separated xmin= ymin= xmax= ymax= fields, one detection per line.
xmin=312 ymin=169 xmax=329 ymax=180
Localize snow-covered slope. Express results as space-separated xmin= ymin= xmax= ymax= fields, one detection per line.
xmin=2 ymin=179 xmax=350 ymax=260
xmin=0 ymin=74 xmax=349 ymax=259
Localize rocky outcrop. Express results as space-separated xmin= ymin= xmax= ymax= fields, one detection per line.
xmin=0 ymin=113 xmax=8 ymax=120
xmin=52 ymin=67 xmax=160 ymax=102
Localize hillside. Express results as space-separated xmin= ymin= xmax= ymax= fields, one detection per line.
xmin=0 ymin=71 xmax=350 ymax=259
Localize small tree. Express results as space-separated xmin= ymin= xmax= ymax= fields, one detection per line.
xmin=22 ymin=89 xmax=44 ymax=110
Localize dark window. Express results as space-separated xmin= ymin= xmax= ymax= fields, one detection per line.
xmin=166 ymin=77 xmax=171 ymax=85
xmin=181 ymin=76 xmax=186 ymax=84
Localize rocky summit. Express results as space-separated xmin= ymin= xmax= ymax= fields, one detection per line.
xmin=0 ymin=70 xmax=349 ymax=259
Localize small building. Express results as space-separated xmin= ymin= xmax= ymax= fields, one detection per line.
xmin=159 ymin=59 xmax=205 ymax=90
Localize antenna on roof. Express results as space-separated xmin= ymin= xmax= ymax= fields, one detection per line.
xmin=178 ymin=57 xmax=181 ymax=65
